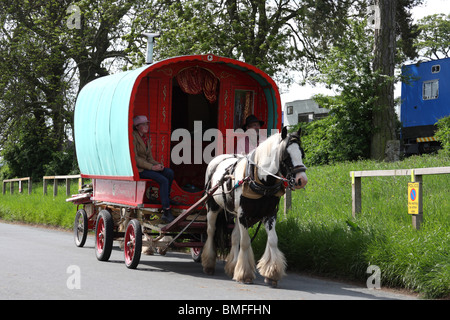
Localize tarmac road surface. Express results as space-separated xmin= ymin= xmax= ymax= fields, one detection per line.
xmin=0 ymin=221 xmax=417 ymax=301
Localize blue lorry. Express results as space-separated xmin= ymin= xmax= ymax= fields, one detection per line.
xmin=401 ymin=57 xmax=450 ymax=155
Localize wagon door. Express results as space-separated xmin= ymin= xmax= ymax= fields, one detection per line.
xmin=148 ymin=77 xmax=172 ymax=167
xmin=219 ymin=84 xmax=266 ymax=154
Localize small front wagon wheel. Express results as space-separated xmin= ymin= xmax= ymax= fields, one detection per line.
xmin=191 ymin=247 xmax=202 ymax=263
xmin=124 ymin=219 xmax=142 ymax=269
xmin=74 ymin=209 xmax=88 ymax=247
xmin=95 ymin=210 xmax=114 ymax=262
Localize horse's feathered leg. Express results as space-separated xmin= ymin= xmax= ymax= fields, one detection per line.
xmin=201 ymin=200 xmax=221 ymax=275
xmin=224 ymin=220 xmax=240 ymax=277
xmin=257 ymin=215 xmax=286 ymax=287
xmin=232 ymin=209 xmax=256 ymax=284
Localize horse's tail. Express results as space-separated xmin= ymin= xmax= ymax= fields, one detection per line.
xmin=214 ymin=209 xmax=232 ymax=257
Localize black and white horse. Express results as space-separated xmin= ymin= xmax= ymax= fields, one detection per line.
xmin=201 ymin=127 xmax=307 ymax=287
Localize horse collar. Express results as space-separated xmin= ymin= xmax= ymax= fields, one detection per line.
xmin=244 ymin=156 xmax=285 ymax=198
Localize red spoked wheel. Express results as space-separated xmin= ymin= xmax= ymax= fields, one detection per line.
xmin=124 ymin=219 xmax=142 ymax=269
xmin=74 ymin=209 xmax=88 ymax=247
xmin=95 ymin=210 xmax=113 ymax=262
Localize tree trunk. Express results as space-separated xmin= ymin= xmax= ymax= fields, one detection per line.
xmin=371 ymin=0 xmax=397 ymax=160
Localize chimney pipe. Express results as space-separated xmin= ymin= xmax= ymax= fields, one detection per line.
xmin=141 ymin=33 xmax=160 ymax=64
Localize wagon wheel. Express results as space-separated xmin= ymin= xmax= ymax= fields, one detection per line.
xmin=190 ymin=247 xmax=203 ymax=263
xmin=124 ymin=219 xmax=142 ymax=269
xmin=95 ymin=210 xmax=114 ymax=262
xmin=74 ymin=209 xmax=88 ymax=247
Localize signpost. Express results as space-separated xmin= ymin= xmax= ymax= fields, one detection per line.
xmin=407 ymin=182 xmax=420 ymax=215
xmin=408 ymin=170 xmax=423 ymax=229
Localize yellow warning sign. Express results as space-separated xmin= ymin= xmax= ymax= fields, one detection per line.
xmin=408 ymin=182 xmax=420 ymax=215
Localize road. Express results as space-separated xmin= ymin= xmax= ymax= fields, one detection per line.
xmin=0 ymin=221 xmax=416 ymax=301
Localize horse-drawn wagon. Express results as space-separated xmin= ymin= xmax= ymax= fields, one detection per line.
xmin=67 ymin=53 xmax=287 ymax=270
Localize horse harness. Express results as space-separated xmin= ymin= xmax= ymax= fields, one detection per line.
xmin=218 ymin=133 xmax=307 ymax=202
xmin=213 ymin=133 xmax=307 ymax=239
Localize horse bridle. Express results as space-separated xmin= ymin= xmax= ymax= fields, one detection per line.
xmin=241 ymin=132 xmax=307 ymax=194
xmin=280 ymin=134 xmax=307 ymax=190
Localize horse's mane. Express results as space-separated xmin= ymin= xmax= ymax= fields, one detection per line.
xmin=253 ymin=132 xmax=285 ymax=181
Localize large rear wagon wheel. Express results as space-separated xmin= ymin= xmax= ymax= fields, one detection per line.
xmin=95 ymin=210 xmax=114 ymax=261
xmin=74 ymin=209 xmax=88 ymax=247
xmin=124 ymin=219 xmax=142 ymax=269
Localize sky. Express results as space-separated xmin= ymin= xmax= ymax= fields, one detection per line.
xmin=280 ymin=0 xmax=449 ymax=106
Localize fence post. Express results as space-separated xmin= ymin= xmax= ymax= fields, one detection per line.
xmin=2 ymin=181 xmax=6 ymax=195
xmin=28 ymin=178 xmax=32 ymax=195
xmin=66 ymin=178 xmax=70 ymax=196
xmin=43 ymin=179 xmax=48 ymax=195
xmin=411 ymin=174 xmax=423 ymax=230
xmin=352 ymin=172 xmax=362 ymax=218
xmin=53 ymin=178 xmax=58 ymax=197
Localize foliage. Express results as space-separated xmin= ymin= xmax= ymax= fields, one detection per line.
xmin=298 ymin=1 xmax=424 ymax=161
xmin=297 ymin=95 xmax=372 ymax=166
xmin=291 ymin=19 xmax=381 ymax=166
xmin=0 ymin=0 xmax=151 ymax=179
xmin=435 ymin=116 xmax=450 ymax=156
xmin=43 ymin=145 xmax=78 ymax=177
xmin=0 ymin=117 xmax=54 ymax=181
xmin=145 ymin=0 xmax=356 ymax=85
xmin=414 ymin=13 xmax=450 ymax=60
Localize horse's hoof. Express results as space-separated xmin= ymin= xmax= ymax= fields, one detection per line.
xmin=203 ymin=267 xmax=215 ymax=275
xmin=243 ymin=278 xmax=253 ymax=284
xmin=264 ymin=278 xmax=278 ymax=288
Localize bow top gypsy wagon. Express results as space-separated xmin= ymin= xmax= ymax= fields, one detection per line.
xmin=69 ymin=53 xmax=283 ymax=268
xmin=74 ymin=54 xmax=282 ymax=207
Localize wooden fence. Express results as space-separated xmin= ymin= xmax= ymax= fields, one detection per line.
xmin=43 ymin=175 xmax=84 ymax=196
xmin=2 ymin=175 xmax=86 ymax=197
xmin=350 ymin=166 xmax=450 ymax=229
xmin=2 ymin=177 xmax=32 ymax=195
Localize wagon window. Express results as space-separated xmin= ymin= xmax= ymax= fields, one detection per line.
xmin=234 ymin=90 xmax=254 ymax=129
xmin=431 ymin=65 xmax=440 ymax=73
xmin=423 ymin=80 xmax=439 ymax=100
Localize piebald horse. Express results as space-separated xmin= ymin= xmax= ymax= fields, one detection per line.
xmin=201 ymin=127 xmax=307 ymax=287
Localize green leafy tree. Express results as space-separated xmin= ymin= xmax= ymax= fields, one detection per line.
xmin=1 ymin=118 xmax=54 ymax=181
xmin=414 ymin=13 xmax=450 ymax=60
xmin=0 ymin=0 xmax=154 ymax=179
xmin=298 ymin=19 xmax=377 ymax=165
